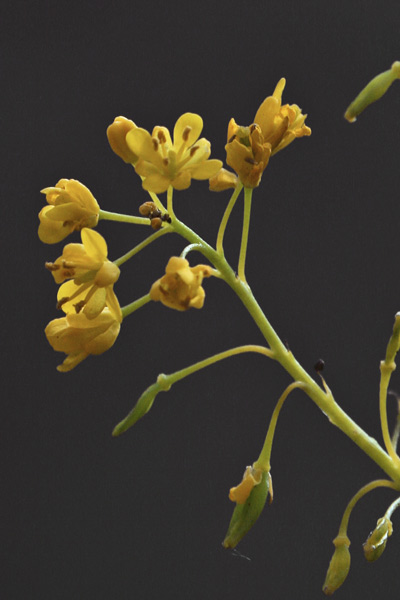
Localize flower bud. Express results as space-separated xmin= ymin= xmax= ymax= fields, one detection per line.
xmin=363 ymin=516 xmax=393 ymax=562
xmin=222 ymin=469 xmax=270 ymax=549
xmin=112 ymin=381 xmax=160 ymax=436
xmin=322 ymin=535 xmax=351 ymax=596
xmin=107 ymin=116 xmax=138 ymax=163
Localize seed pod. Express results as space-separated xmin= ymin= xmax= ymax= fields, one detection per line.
xmin=322 ymin=535 xmax=351 ymax=596
xmin=222 ymin=470 xmax=270 ymax=549
xmin=112 ymin=382 xmax=160 ymax=436
xmin=363 ymin=516 xmax=393 ymax=562
xmin=344 ymin=61 xmax=400 ymax=122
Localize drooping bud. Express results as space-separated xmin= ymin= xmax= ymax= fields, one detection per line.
xmin=363 ymin=516 xmax=393 ymax=562
xmin=222 ymin=469 xmax=270 ymax=548
xmin=322 ymin=535 xmax=351 ymax=596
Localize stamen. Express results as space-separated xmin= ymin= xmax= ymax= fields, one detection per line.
xmin=56 ymin=297 xmax=69 ymax=310
xmin=157 ymin=130 xmax=167 ymax=144
xmin=152 ymin=138 xmax=159 ymax=152
xmin=45 ymin=262 xmax=59 ymax=271
xmin=244 ymin=157 xmax=258 ymax=165
xmin=250 ymin=124 xmax=257 ymax=133
xmin=189 ymin=145 xmax=199 ymax=157
xmin=74 ymin=300 xmax=86 ymax=313
xmin=182 ymin=126 xmax=192 ymax=142
xmin=228 ymin=134 xmax=236 ymax=143
xmin=162 ymin=158 xmax=169 ymax=166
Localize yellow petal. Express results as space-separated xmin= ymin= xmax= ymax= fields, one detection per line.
xmin=173 ymin=113 xmax=203 ymax=148
xmin=141 ymin=173 xmax=171 ymax=194
xmin=126 ymin=128 xmax=164 ymax=170
xmin=190 ymin=159 xmax=223 ymax=179
xmin=81 ymin=228 xmax=108 ymax=261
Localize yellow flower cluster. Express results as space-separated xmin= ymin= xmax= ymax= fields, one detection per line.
xmin=223 ymin=78 xmax=311 ymax=188
xmin=150 ymin=257 xmax=213 ymax=311
xmin=44 ymin=228 xmax=122 ymax=371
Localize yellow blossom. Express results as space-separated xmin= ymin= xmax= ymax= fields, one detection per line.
xmin=209 ymin=168 xmax=238 ymax=191
xmin=45 ymin=308 xmax=121 ymax=372
xmin=38 ymin=179 xmax=100 ymax=244
xmin=107 ymin=116 xmax=138 ymax=163
xmin=229 ymin=466 xmax=263 ymax=504
xmin=46 ymin=228 xmax=122 ymax=323
xmin=225 ymin=79 xmax=311 ymax=188
xmin=150 ymin=256 xmax=213 ymax=311
xmin=126 ymin=113 xmax=222 ymax=193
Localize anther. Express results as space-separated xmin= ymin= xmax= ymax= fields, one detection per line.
xmin=162 ymin=157 xmax=169 ymax=166
xmin=157 ymin=131 xmax=167 ymax=144
xmin=244 ymin=157 xmax=257 ymax=165
xmin=152 ymin=138 xmax=159 ymax=152
xmin=74 ymin=300 xmax=85 ymax=313
xmin=182 ymin=126 xmax=192 ymax=142
xmin=228 ymin=134 xmax=236 ymax=143
xmin=56 ymin=297 xmax=69 ymax=310
xmin=45 ymin=262 xmax=59 ymax=271
xmin=314 ymin=359 xmax=325 ymax=372
xmin=189 ymin=145 xmax=199 ymax=157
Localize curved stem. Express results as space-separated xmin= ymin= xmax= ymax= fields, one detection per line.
xmin=121 ymin=293 xmax=152 ymax=319
xmin=216 ymin=183 xmax=243 ymax=254
xmin=385 ymin=495 xmax=400 ymax=519
xmin=180 ymin=243 xmax=204 ymax=259
xmin=99 ymin=209 xmax=149 ymax=225
xmin=238 ymin=187 xmax=253 ymax=282
xmin=114 ymin=226 xmax=171 ymax=267
xmin=253 ymin=381 xmax=307 ymax=471
xmin=380 ymin=362 xmax=400 ymax=465
xmin=338 ymin=480 xmax=399 ymax=537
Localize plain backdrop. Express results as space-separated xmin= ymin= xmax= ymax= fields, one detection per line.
xmin=3 ymin=1 xmax=400 ymax=598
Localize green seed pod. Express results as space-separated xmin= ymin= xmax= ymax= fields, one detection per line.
xmin=322 ymin=535 xmax=351 ymax=596
xmin=344 ymin=61 xmax=400 ymax=122
xmin=222 ymin=470 xmax=270 ymax=549
xmin=112 ymin=381 xmax=160 ymax=436
xmin=363 ymin=516 xmax=393 ymax=562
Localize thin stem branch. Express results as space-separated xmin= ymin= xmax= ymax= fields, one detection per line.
xmin=253 ymin=381 xmax=307 ymax=471
xmin=216 ymin=183 xmax=243 ymax=254
xmin=121 ymin=294 xmax=152 ymax=319
xmin=114 ymin=226 xmax=171 ymax=267
xmin=238 ymin=187 xmax=253 ymax=282
xmin=99 ymin=209 xmax=149 ymax=225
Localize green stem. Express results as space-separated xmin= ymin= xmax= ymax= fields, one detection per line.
xmin=180 ymin=244 xmax=204 ymax=259
xmin=379 ymin=362 xmax=400 ymax=464
xmin=99 ymin=209 xmax=149 ymax=225
xmin=167 ymin=185 xmax=175 ymax=220
xmin=121 ymin=294 xmax=152 ymax=319
xmin=238 ymin=187 xmax=253 ymax=282
xmin=253 ymin=382 xmax=307 ymax=471
xmin=156 ymin=345 xmax=274 ymax=390
xmin=338 ymin=480 xmax=399 ymax=537
xmin=166 ymin=215 xmax=400 ymax=484
xmin=216 ymin=183 xmax=243 ymax=255
xmin=385 ymin=495 xmax=400 ymax=519
xmin=114 ymin=226 xmax=171 ymax=267
xmin=147 ymin=191 xmax=166 ymax=213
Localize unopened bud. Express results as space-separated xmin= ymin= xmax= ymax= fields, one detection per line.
xmin=209 ymin=168 xmax=238 ymax=192
xmin=322 ymin=535 xmax=351 ymax=596
xmin=363 ymin=516 xmax=393 ymax=562
xmin=223 ymin=469 xmax=270 ymax=549
xmin=112 ymin=382 xmax=159 ymax=436
xmin=107 ymin=116 xmax=138 ymax=163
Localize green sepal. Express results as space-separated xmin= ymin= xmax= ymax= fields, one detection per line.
xmin=322 ymin=536 xmax=351 ymax=596
xmin=222 ymin=471 xmax=269 ymax=549
xmin=363 ymin=516 xmax=393 ymax=562
xmin=112 ymin=381 xmax=160 ymax=436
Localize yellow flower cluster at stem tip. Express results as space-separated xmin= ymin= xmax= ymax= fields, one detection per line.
xmin=45 ymin=309 xmax=121 ymax=372
xmin=125 ymin=113 xmax=223 ymax=193
xmin=225 ymin=78 xmax=311 ymax=188
xmin=46 ymin=228 xmax=122 ymax=323
xmin=107 ymin=116 xmax=138 ymax=164
xmin=229 ymin=465 xmax=263 ymax=504
xmin=150 ymin=256 xmax=213 ymax=311
xmin=38 ymin=179 xmax=100 ymax=244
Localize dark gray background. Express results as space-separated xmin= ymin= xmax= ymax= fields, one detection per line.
xmin=3 ymin=1 xmax=400 ymax=598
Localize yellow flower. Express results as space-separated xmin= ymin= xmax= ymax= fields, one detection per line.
xmin=150 ymin=256 xmax=213 ymax=311
xmin=38 ymin=179 xmax=100 ymax=244
xmin=209 ymin=168 xmax=238 ymax=191
xmin=229 ymin=466 xmax=263 ymax=504
xmin=126 ymin=113 xmax=223 ymax=193
xmin=225 ymin=79 xmax=311 ymax=188
xmin=45 ymin=308 xmax=121 ymax=372
xmin=107 ymin=116 xmax=138 ymax=163
xmin=46 ymin=228 xmax=122 ymax=323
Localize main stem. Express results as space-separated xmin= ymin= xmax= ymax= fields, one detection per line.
xmin=169 ymin=216 xmax=400 ymax=484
